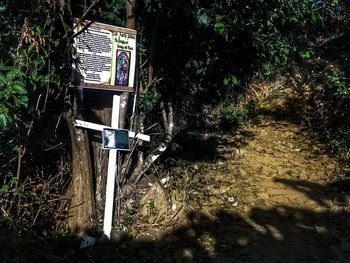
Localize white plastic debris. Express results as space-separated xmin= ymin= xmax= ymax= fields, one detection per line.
xmin=160 ymin=176 xmax=170 ymax=187
xmin=172 ymin=202 xmax=177 ymax=211
xmin=228 ymin=197 xmax=238 ymax=207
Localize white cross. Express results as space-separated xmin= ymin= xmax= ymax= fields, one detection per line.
xmin=74 ymin=95 xmax=150 ymax=238
xmin=74 ymin=120 xmax=150 ymax=142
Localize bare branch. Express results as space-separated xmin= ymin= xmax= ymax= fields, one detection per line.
xmin=130 ymin=102 xmax=174 ymax=185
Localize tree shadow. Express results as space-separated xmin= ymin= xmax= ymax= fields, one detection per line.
xmin=91 ymin=204 xmax=350 ymax=263
xmin=275 ymin=177 xmax=350 ymax=207
xmin=170 ymin=129 xmax=255 ymax=163
xmin=3 ymin=179 xmax=350 ymax=262
xmin=111 ymin=175 xmax=350 ymax=262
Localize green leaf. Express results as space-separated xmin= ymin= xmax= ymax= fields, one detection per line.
xmin=13 ymin=84 xmax=27 ymax=94
xmin=299 ymin=50 xmax=314 ymax=60
xmin=214 ymin=22 xmax=226 ymax=35
xmin=18 ymin=49 xmax=27 ymax=61
xmin=0 ymin=113 xmax=7 ymax=128
xmin=15 ymin=96 xmax=28 ymax=108
xmin=13 ymin=69 xmax=24 ymax=79
xmin=262 ymin=64 xmax=271 ymax=76
xmin=6 ymin=70 xmax=15 ymax=81
xmin=22 ymin=96 xmax=28 ymax=107
xmin=231 ymin=75 xmax=240 ymax=86
xmin=223 ymin=77 xmax=229 ymax=86
xmin=31 ymin=70 xmax=38 ymax=81
xmin=274 ymin=56 xmax=280 ymax=65
xmin=38 ymin=55 xmax=46 ymax=66
xmin=0 ymin=73 xmax=8 ymax=86
xmin=224 ymin=75 xmax=240 ymax=87
xmin=311 ymin=12 xmax=317 ymax=24
xmin=0 ymin=64 xmax=11 ymax=71
xmin=34 ymin=25 xmax=42 ymax=35
xmin=140 ymin=90 xmax=158 ymax=110
xmin=197 ymin=13 xmax=210 ymax=26
xmin=10 ymin=177 xmax=17 ymax=184
xmin=28 ymin=44 xmax=35 ymax=54
xmin=1 ymin=184 xmax=9 ymax=192
xmin=12 ymin=145 xmax=19 ymax=151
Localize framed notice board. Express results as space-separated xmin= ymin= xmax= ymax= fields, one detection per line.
xmin=71 ymin=19 xmax=137 ymax=92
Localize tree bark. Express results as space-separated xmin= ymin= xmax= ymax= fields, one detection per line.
xmin=85 ymin=90 xmax=112 ymax=223
xmin=118 ymin=0 xmax=136 ymax=181
xmin=64 ymin=95 xmax=95 ymax=233
xmin=119 ymin=0 xmax=137 ymax=130
xmin=126 ymin=0 xmax=136 ymax=29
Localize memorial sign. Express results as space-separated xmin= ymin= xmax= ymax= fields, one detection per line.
xmin=102 ymin=128 xmax=130 ymax=151
xmin=72 ymin=20 xmax=136 ymax=92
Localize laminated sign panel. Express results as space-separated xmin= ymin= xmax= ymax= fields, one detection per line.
xmin=72 ymin=20 xmax=137 ymax=92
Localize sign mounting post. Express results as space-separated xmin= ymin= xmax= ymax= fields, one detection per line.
xmin=103 ymin=95 xmax=120 ymax=238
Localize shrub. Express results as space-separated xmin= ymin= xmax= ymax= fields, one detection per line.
xmin=220 ymin=101 xmax=248 ymax=130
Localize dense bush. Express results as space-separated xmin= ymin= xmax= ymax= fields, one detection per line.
xmin=0 ymin=1 xmax=69 ymax=234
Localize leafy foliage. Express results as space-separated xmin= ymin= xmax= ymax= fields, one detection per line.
xmin=328 ymin=74 xmax=350 ymax=97
xmin=0 ymin=1 xmax=69 ymax=236
xmin=136 ymin=0 xmax=347 ymax=108
xmin=0 ymin=11 xmax=52 ymax=178
xmin=139 ymin=90 xmax=159 ymax=110
xmin=220 ymin=100 xmax=249 ymax=130
xmin=316 ymin=70 xmax=350 ymax=157
xmin=100 ymin=0 xmax=126 ymax=26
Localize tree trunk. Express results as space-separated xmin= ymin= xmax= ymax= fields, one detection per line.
xmin=64 ymin=95 xmax=95 ymax=233
xmin=126 ymin=0 xmax=136 ymax=29
xmin=117 ymin=0 xmax=136 ymax=180
xmin=118 ymin=0 xmax=136 ymax=129
xmin=85 ymin=90 xmax=112 ymax=223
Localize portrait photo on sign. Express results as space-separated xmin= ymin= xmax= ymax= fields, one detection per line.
xmin=115 ymin=50 xmax=130 ymax=86
xmin=102 ymin=128 xmax=117 ymax=149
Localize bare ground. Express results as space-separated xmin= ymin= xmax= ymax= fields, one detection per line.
xmin=114 ymin=91 xmax=350 ymax=263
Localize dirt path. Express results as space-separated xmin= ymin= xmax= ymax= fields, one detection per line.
xmin=121 ymin=113 xmax=350 ymax=263
xmin=190 ymin=114 xmax=349 ymax=261
xmin=72 ymin=109 xmax=350 ymax=263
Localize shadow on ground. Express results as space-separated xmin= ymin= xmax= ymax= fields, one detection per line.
xmin=110 ymin=178 xmax=350 ymax=263
xmin=2 ymin=178 xmax=350 ymax=263
xmin=170 ymin=129 xmax=254 ymax=163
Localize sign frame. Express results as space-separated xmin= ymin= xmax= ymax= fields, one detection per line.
xmin=71 ymin=20 xmax=137 ymax=92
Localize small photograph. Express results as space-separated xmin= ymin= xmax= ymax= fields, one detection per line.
xmin=102 ymin=128 xmax=116 ymax=149
xmin=115 ymin=50 xmax=130 ymax=86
